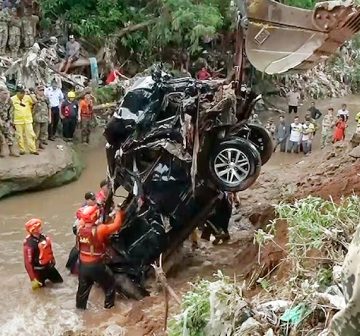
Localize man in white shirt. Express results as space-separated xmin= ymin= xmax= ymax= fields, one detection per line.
xmin=45 ymin=80 xmax=64 ymax=140
xmin=287 ymin=116 xmax=302 ymax=153
xmin=337 ymin=103 xmax=350 ymax=121
xmin=287 ymin=88 xmax=301 ymax=114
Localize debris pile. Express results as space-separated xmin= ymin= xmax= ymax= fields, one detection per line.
xmin=274 ymin=38 xmax=360 ymax=100
xmin=168 ymin=195 xmax=360 ymax=336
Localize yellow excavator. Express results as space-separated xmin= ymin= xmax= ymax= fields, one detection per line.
xmin=236 ymin=0 xmax=360 ymax=77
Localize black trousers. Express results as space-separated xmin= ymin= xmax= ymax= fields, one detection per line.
xmin=36 ymin=265 xmax=63 ymax=285
xmin=48 ymin=107 xmax=60 ymax=139
xmin=62 ymin=118 xmax=77 ymax=139
xmin=76 ymin=262 xmax=115 ymax=310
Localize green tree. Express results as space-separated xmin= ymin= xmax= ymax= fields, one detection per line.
xmin=39 ymin=0 xmax=229 ymax=57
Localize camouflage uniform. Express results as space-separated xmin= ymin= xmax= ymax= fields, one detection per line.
xmin=329 ymin=225 xmax=360 ymax=335
xmin=8 ymin=11 xmax=21 ymax=58
xmin=32 ymin=95 xmax=49 ymax=148
xmin=21 ymin=14 xmax=39 ymax=49
xmin=0 ymin=9 xmax=9 ymax=55
xmin=0 ymin=98 xmax=17 ymax=156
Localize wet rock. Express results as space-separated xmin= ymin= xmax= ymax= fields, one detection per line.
xmin=0 ymin=142 xmax=83 ymax=199
xmin=349 ymin=145 xmax=360 ymax=159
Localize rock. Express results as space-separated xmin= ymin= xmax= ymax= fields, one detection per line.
xmin=0 ymin=143 xmax=83 ymax=199
xmin=236 ymin=317 xmax=263 ymax=336
xmin=103 ymin=324 xmax=126 ymax=336
xmin=349 ymin=145 xmax=360 ymax=158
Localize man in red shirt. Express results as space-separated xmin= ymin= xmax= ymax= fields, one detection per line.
xmin=105 ymin=67 xmax=129 ymax=85
xmin=76 ymin=205 xmax=125 ymax=309
xmin=196 ymin=67 xmax=211 ymax=80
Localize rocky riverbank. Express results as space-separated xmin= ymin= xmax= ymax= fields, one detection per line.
xmin=0 ymin=142 xmax=84 ymax=199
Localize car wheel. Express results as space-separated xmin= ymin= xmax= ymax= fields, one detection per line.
xmin=238 ymin=123 xmax=273 ymax=165
xmin=209 ymin=138 xmax=261 ymax=192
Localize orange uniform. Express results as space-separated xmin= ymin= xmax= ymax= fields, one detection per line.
xmin=77 ymin=210 xmax=124 ymax=264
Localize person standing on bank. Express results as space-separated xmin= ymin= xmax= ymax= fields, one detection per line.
xmin=32 ymin=85 xmax=51 ymax=150
xmin=79 ymin=93 xmax=94 ymax=144
xmin=286 ymin=88 xmax=301 ymax=114
xmin=60 ymin=91 xmax=80 ymax=142
xmin=45 ymin=80 xmax=64 ymax=141
xmin=11 ymin=86 xmax=38 ymax=155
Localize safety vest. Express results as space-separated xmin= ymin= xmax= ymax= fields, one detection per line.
xmin=38 ymin=236 xmax=55 ymax=266
xmin=77 ymin=224 xmax=105 ymax=262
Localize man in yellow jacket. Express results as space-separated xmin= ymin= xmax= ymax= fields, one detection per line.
xmin=11 ymin=86 xmax=38 ymax=155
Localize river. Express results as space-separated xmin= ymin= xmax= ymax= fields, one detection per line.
xmin=0 ymin=144 xmax=127 ymax=336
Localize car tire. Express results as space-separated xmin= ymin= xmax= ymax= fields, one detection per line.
xmin=114 ymin=273 xmax=149 ymax=300
xmin=209 ymin=138 xmax=261 ymax=192
xmin=238 ymin=123 xmax=273 ymax=165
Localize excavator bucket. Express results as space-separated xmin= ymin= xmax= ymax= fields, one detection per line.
xmin=245 ymin=0 xmax=360 ymax=74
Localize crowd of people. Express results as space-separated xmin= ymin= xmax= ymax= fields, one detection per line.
xmin=252 ymin=90 xmax=354 ymax=155
xmin=0 ymin=79 xmax=96 ymax=158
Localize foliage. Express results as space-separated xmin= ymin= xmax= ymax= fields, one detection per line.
xmin=39 ymin=0 xmax=229 ymax=58
xmin=93 ymin=85 xmax=124 ymax=104
xmin=284 ymin=0 xmax=317 ymax=8
xmin=168 ymin=271 xmax=249 ymax=336
xmin=274 ymin=195 xmax=360 ymax=262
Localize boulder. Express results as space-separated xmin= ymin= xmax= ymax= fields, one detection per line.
xmin=0 ymin=143 xmax=83 ymax=199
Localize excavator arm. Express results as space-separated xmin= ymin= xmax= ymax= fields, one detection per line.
xmin=241 ymin=0 xmax=360 ymax=74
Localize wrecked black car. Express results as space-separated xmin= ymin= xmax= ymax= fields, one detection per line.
xmin=103 ymin=66 xmax=273 ymax=298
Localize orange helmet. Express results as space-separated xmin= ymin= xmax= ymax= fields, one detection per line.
xmin=25 ymin=218 xmax=43 ymax=234
xmin=78 ymin=205 xmax=100 ymax=224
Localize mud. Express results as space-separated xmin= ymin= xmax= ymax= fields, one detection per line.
xmin=0 ymin=95 xmax=360 ymax=335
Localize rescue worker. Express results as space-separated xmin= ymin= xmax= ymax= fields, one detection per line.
xmin=32 ymin=85 xmax=50 ymax=150
xmin=60 ymin=91 xmax=80 ymax=142
xmin=79 ymin=93 xmax=94 ymax=144
xmin=96 ymin=179 xmax=109 ymax=205
xmin=23 ymin=218 xmax=63 ymax=289
xmin=66 ymin=192 xmax=98 ymax=275
xmin=0 ymin=5 xmax=9 ymax=55
xmin=76 ymin=204 xmax=125 ymax=310
xmin=8 ymin=7 xmax=21 ymax=58
xmin=11 ymin=86 xmax=38 ymax=155
xmin=0 ymin=87 xmax=19 ymax=157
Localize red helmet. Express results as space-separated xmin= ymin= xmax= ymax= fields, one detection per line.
xmin=25 ymin=218 xmax=43 ymax=234
xmin=78 ymin=205 xmax=100 ymax=223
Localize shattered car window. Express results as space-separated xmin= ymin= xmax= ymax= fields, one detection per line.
xmin=115 ymin=76 xmax=155 ymax=123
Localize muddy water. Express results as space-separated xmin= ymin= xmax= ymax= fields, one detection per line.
xmin=0 ymin=144 xmax=128 ymax=336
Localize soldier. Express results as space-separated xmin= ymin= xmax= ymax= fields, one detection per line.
xmin=330 ymin=225 xmax=360 ymax=335
xmin=0 ymin=3 xmax=10 ymax=55
xmin=8 ymin=7 xmax=21 ymax=58
xmin=32 ymin=85 xmax=50 ymax=150
xmin=0 ymin=87 xmax=19 ymax=157
xmin=21 ymin=10 xmax=39 ymax=50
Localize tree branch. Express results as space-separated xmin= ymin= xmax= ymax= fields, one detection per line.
xmin=111 ymin=18 xmax=158 ymax=39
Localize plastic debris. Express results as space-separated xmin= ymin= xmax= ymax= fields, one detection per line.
xmin=280 ymin=303 xmax=313 ymax=327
